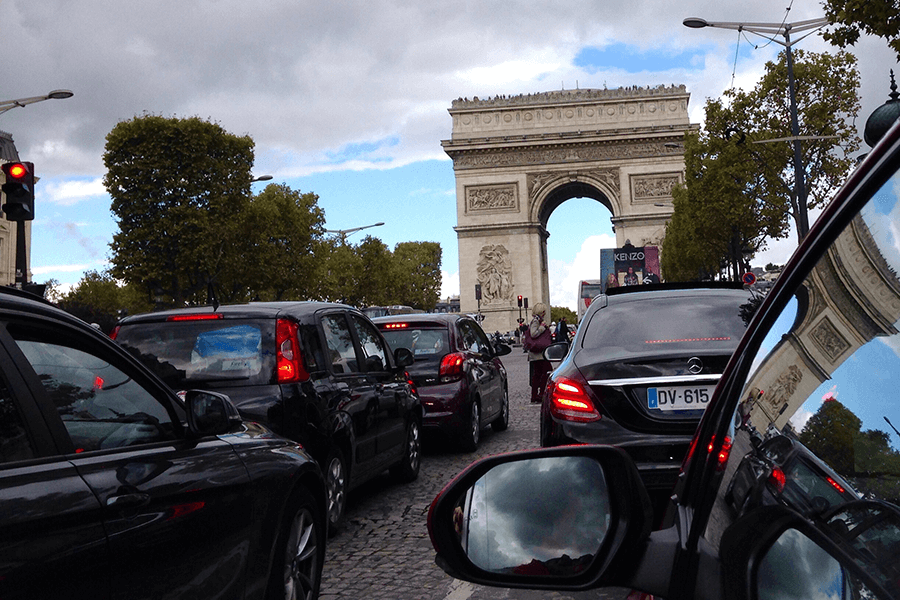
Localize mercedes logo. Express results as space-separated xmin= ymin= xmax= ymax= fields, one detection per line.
xmin=688 ymin=357 xmax=704 ymax=374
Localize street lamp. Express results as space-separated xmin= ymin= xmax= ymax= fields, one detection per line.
xmin=0 ymin=90 xmax=74 ymax=118
xmin=0 ymin=90 xmax=74 ymax=288
xmin=683 ymin=16 xmax=828 ymax=239
xmin=325 ymin=221 xmax=385 ymax=243
xmin=251 ymin=174 xmax=273 ymax=183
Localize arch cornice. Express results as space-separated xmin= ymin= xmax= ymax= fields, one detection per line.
xmin=527 ymin=168 xmax=621 ymax=223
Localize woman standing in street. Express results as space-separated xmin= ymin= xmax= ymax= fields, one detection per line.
xmin=524 ymin=302 xmax=553 ymax=404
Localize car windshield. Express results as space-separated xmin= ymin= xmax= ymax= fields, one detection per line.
xmin=381 ymin=327 xmax=450 ymax=362
xmin=114 ymin=319 xmax=276 ymax=388
xmin=581 ymin=291 xmax=750 ymax=359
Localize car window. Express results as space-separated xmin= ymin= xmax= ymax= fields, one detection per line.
xmin=707 ymin=166 xmax=900 ymax=593
xmin=382 ymin=327 xmax=448 ymax=361
xmin=0 ymin=376 xmax=35 ymax=463
xmin=12 ymin=332 xmax=178 ymax=453
xmin=321 ymin=314 xmax=359 ymax=374
xmin=350 ymin=314 xmax=388 ymax=372
xmin=458 ymin=320 xmax=484 ymax=354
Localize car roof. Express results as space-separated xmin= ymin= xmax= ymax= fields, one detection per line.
xmin=117 ymin=300 xmax=355 ymax=324
xmin=604 ymin=282 xmax=748 ymax=302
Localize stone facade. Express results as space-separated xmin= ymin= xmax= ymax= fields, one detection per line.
xmin=444 ymin=86 xmax=695 ymax=333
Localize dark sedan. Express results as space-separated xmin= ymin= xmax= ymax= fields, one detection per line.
xmin=374 ymin=313 xmax=511 ymax=451
xmin=540 ymin=283 xmax=752 ymax=517
xmin=0 ymin=286 xmax=326 ymax=599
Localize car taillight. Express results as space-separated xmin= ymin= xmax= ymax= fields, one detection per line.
xmin=405 ymin=371 xmax=417 ymax=396
xmin=547 ymin=377 xmax=601 ymax=422
xmin=826 ymin=476 xmax=846 ymax=495
xmin=166 ymin=314 xmax=223 ymax=321
xmin=109 ymin=325 xmax=120 ymax=340
xmin=439 ymin=352 xmax=465 ymax=381
xmin=709 ymin=435 xmax=732 ymax=471
xmin=768 ymin=466 xmax=786 ymax=493
xmin=276 ymin=319 xmax=309 ymax=383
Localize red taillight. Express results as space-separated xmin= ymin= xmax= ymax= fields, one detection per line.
xmin=768 ymin=467 xmax=786 ymax=493
xmin=382 ymin=322 xmax=408 ymax=330
xmin=710 ymin=435 xmax=732 ymax=471
xmin=547 ymin=377 xmax=601 ymax=422
xmin=826 ymin=476 xmax=846 ymax=495
xmin=439 ymin=352 xmax=465 ymax=380
xmin=276 ymin=319 xmax=309 ymax=383
xmin=109 ymin=325 xmax=120 ymax=340
xmin=166 ymin=314 xmax=223 ymax=322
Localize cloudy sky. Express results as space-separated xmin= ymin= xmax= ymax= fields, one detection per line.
xmin=3 ymin=0 xmax=896 ymax=310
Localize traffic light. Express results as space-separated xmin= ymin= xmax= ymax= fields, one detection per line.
xmin=475 ymin=284 xmax=482 ymax=300
xmin=2 ymin=161 xmax=35 ymax=221
xmin=517 ymin=295 xmax=523 ymax=307
xmin=523 ymin=297 xmax=528 ymax=309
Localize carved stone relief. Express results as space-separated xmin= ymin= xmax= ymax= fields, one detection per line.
xmin=527 ymin=168 xmax=620 ymax=203
xmin=466 ymin=184 xmax=518 ymax=213
xmin=451 ymin=141 xmax=677 ymax=170
xmin=810 ymin=316 xmax=851 ymax=363
xmin=764 ymin=364 xmax=803 ymax=415
xmin=631 ymin=173 xmax=682 ymax=204
xmin=476 ymin=245 xmax=514 ymax=303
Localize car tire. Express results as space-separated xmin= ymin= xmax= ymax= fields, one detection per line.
xmin=266 ymin=487 xmax=325 ymax=600
xmin=324 ymin=448 xmax=347 ymax=536
xmin=491 ymin=386 xmax=509 ymax=432
xmin=391 ymin=419 xmax=421 ymax=482
xmin=460 ymin=400 xmax=481 ymax=452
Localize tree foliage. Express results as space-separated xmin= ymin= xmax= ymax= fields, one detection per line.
xmin=822 ymin=0 xmax=900 ymax=61
xmin=551 ymin=306 xmax=576 ymax=324
xmin=104 ymin=115 xmax=255 ymax=307
xmin=662 ymin=50 xmax=860 ymax=282
xmin=391 ymin=241 xmax=442 ymax=311
xmin=56 ymin=270 xmax=152 ymax=334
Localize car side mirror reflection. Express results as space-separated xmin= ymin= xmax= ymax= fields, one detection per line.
xmin=394 ymin=347 xmax=414 ymax=368
xmin=184 ymin=390 xmax=242 ymax=436
xmin=493 ymin=342 xmax=512 ymax=357
xmin=544 ymin=342 xmax=568 ymax=361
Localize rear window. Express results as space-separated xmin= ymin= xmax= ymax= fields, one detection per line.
xmin=582 ymin=292 xmax=749 ymax=359
xmin=114 ymin=319 xmax=276 ymax=388
xmin=381 ymin=327 xmax=450 ymax=362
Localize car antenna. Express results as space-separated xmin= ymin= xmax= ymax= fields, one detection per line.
xmin=207 ymin=282 xmax=220 ymax=311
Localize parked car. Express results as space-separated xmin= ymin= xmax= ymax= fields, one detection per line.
xmin=540 ymin=283 xmax=753 ymax=518
xmin=111 ymin=301 xmax=422 ymax=533
xmin=373 ymin=313 xmax=511 ymax=451
xmin=726 ymin=434 xmax=860 ymax=518
xmin=426 ymin=120 xmax=900 ymax=600
xmin=0 ymin=286 xmax=327 ymax=599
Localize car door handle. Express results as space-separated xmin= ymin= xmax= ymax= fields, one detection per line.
xmin=106 ymin=493 xmax=151 ymax=510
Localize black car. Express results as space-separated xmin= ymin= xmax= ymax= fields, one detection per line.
xmin=540 ymin=283 xmax=752 ymax=516
xmin=112 ymin=301 xmax=422 ymax=532
xmin=426 ymin=109 xmax=900 ymax=600
xmin=726 ymin=434 xmax=860 ymax=518
xmin=374 ymin=313 xmax=511 ymax=451
xmin=0 ymin=286 xmax=327 ymax=599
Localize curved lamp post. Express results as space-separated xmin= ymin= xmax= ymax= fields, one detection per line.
xmin=683 ymin=16 xmax=828 ymax=240
xmin=0 ymin=90 xmax=74 ymax=118
xmin=325 ymin=222 xmax=385 ymax=243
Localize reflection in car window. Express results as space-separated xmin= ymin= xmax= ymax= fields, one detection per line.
xmin=321 ymin=314 xmax=359 ymax=374
xmin=14 ymin=338 xmax=176 ymax=453
xmin=0 ymin=377 xmax=35 ymax=463
xmin=351 ymin=315 xmax=388 ymax=372
xmin=709 ymin=170 xmax=900 ymax=593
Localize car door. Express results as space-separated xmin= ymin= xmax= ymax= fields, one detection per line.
xmin=458 ymin=319 xmax=502 ymax=419
xmin=320 ymin=311 xmax=381 ymax=477
xmin=0 ymin=332 xmax=111 ymax=600
xmin=349 ymin=312 xmax=406 ymax=461
xmin=2 ymin=316 xmax=256 ymax=600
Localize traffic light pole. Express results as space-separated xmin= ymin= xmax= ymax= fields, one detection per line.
xmin=14 ymin=220 xmax=26 ymax=286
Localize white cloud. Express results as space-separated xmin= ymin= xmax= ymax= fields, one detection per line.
xmin=41 ymin=178 xmax=107 ymax=206
xmin=441 ymin=270 xmax=459 ymax=300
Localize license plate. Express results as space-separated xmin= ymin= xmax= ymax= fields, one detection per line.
xmin=648 ymin=385 xmax=713 ymax=411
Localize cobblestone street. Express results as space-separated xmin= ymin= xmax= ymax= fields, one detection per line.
xmin=320 ymin=347 xmax=629 ymax=600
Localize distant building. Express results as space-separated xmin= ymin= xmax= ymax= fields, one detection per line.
xmin=433 ymin=296 xmax=460 ymax=313
xmin=0 ymin=131 xmax=30 ymax=286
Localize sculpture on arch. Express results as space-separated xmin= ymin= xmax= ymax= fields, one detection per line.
xmin=477 ymin=245 xmax=513 ymax=303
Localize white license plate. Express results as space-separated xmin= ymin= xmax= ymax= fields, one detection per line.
xmin=648 ymin=385 xmax=713 ymax=411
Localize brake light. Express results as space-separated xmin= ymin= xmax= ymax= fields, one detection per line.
xmin=166 ymin=314 xmax=223 ymax=322
xmin=439 ymin=352 xmax=465 ymax=380
xmin=826 ymin=476 xmax=845 ymax=495
xmin=109 ymin=326 xmax=120 ymax=340
xmin=276 ymin=319 xmax=309 ymax=383
xmin=547 ymin=377 xmax=600 ymax=422
xmin=709 ymin=435 xmax=732 ymax=471
xmin=768 ymin=467 xmax=786 ymax=493
xmin=382 ymin=322 xmax=408 ymax=330
xmin=405 ymin=371 xmax=417 ymax=396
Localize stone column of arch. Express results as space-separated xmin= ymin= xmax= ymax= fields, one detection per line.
xmin=443 ymin=86 xmax=696 ymax=334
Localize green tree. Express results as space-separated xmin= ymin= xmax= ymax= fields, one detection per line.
xmin=237 ymin=183 xmax=326 ymax=302
xmin=392 ymin=242 xmax=442 ymax=311
xmin=662 ymin=50 xmax=860 ymax=281
xmin=822 ymin=0 xmax=900 ymax=61
xmin=56 ymin=270 xmax=152 ymax=334
xmin=355 ymin=236 xmax=395 ymax=307
xmin=104 ymin=115 xmax=255 ymax=307
xmin=551 ymin=306 xmax=576 ymax=324
xmin=800 ymin=398 xmax=862 ymax=476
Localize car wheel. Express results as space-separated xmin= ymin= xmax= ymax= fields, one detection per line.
xmin=391 ymin=419 xmax=421 ymax=482
xmin=491 ymin=386 xmax=509 ymax=432
xmin=324 ymin=449 xmax=347 ymax=536
xmin=267 ymin=487 xmax=325 ymax=600
xmin=460 ymin=400 xmax=481 ymax=452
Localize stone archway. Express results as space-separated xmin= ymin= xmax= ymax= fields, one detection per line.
xmin=443 ymin=85 xmax=696 ymax=333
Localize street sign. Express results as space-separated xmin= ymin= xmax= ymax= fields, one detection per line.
xmin=742 ymin=272 xmax=757 ymax=286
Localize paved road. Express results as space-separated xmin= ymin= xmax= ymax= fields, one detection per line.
xmin=320 ymin=347 xmax=629 ymax=600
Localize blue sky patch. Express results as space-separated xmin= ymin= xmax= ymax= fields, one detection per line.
xmin=325 ymin=136 xmax=400 ymax=163
xmin=574 ymin=43 xmax=702 ymax=73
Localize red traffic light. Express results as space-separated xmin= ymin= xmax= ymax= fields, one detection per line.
xmin=6 ymin=163 xmax=27 ymax=180
xmin=517 ymin=295 xmax=523 ymax=307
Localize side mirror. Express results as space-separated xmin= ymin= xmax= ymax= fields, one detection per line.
xmin=544 ymin=342 xmax=568 ymax=362
xmin=394 ymin=347 xmax=414 ymax=368
xmin=428 ymin=445 xmax=653 ymax=591
xmin=493 ymin=342 xmax=512 ymax=357
xmin=184 ymin=390 xmax=242 ymax=436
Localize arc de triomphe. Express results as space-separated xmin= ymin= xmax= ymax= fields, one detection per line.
xmin=442 ymin=85 xmax=696 ymax=333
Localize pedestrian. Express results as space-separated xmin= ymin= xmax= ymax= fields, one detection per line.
xmin=555 ymin=317 xmax=569 ymax=343
xmin=523 ymin=302 xmax=553 ymax=404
